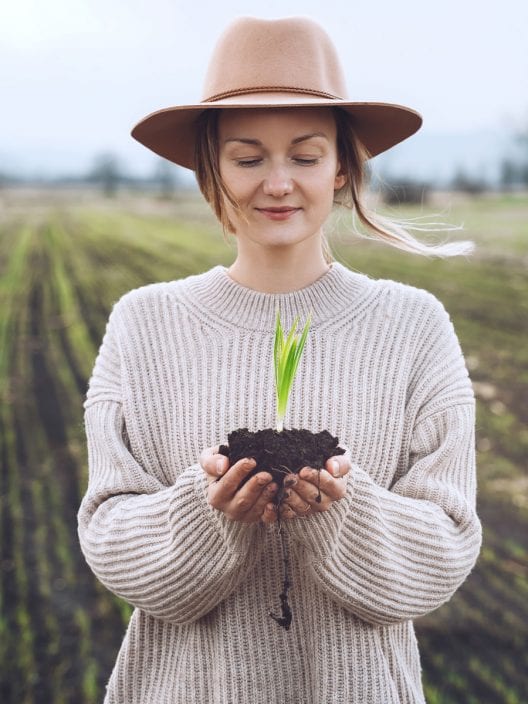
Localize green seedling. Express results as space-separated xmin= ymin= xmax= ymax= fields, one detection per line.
xmin=273 ymin=306 xmax=312 ymax=432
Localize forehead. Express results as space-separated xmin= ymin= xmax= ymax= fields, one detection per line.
xmin=217 ymin=107 xmax=337 ymax=139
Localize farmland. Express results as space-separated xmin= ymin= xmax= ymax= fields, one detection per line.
xmin=0 ymin=187 xmax=527 ymax=703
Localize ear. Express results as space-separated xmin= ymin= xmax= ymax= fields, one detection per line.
xmin=334 ymin=162 xmax=347 ymax=190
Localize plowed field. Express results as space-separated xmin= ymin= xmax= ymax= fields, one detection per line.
xmin=1 ymin=189 xmax=527 ymax=703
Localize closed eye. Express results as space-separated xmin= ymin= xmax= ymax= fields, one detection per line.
xmin=235 ymin=157 xmax=320 ymax=167
xmin=235 ymin=158 xmax=262 ymax=167
xmin=293 ymin=158 xmax=319 ymax=165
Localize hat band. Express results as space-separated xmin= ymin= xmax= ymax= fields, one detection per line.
xmin=203 ymin=85 xmax=343 ymax=103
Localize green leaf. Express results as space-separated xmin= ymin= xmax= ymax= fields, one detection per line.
xmin=273 ymin=308 xmax=312 ymax=429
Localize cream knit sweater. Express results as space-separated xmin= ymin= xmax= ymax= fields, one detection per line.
xmin=78 ymin=261 xmax=482 ymax=704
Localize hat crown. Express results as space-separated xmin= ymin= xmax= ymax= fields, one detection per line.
xmin=202 ymin=17 xmax=348 ymax=103
xmin=131 ymin=16 xmax=422 ymax=170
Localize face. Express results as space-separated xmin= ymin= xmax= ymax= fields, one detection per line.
xmin=217 ymin=107 xmax=346 ymax=247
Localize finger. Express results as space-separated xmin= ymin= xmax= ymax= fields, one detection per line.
xmin=290 ymin=474 xmax=325 ymax=504
xmin=278 ymin=503 xmax=297 ymax=520
xmin=325 ymin=452 xmax=352 ymax=478
xmin=200 ymin=445 xmax=228 ymax=478
xmin=250 ymin=482 xmax=278 ymax=521
xmin=261 ymin=501 xmax=278 ymax=525
xmin=297 ymin=468 xmax=347 ymax=502
xmin=222 ymin=473 xmax=274 ymax=521
xmin=283 ymin=473 xmax=298 ymax=488
xmin=318 ymin=468 xmax=348 ymax=500
xmin=282 ymin=486 xmax=312 ymax=517
xmin=286 ymin=482 xmax=331 ymax=513
xmin=208 ymin=457 xmax=257 ymax=506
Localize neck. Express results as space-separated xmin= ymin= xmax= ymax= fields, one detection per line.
xmin=226 ymin=244 xmax=330 ymax=294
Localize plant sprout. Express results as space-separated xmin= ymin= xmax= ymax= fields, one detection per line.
xmin=273 ymin=306 xmax=312 ymax=432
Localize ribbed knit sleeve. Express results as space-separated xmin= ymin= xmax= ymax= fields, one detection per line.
xmin=286 ymin=293 xmax=482 ymax=626
xmin=77 ymin=299 xmax=265 ymax=625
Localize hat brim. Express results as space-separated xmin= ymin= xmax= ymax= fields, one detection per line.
xmin=131 ymin=94 xmax=422 ymax=170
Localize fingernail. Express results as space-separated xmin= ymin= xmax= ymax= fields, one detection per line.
xmin=216 ymin=460 xmax=224 ymax=475
xmin=244 ymin=458 xmax=256 ymax=468
xmin=331 ymin=460 xmax=339 ymax=477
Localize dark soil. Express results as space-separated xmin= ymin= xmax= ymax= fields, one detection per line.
xmin=218 ymin=426 xmax=345 ymax=630
xmin=218 ymin=426 xmax=345 ymax=501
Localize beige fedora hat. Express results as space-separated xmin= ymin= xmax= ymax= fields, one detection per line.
xmin=131 ymin=16 xmax=422 ymax=170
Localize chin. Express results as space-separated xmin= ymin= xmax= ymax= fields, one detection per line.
xmin=252 ymin=231 xmax=315 ymax=248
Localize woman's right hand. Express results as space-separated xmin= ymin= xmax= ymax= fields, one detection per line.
xmin=199 ymin=446 xmax=278 ymax=524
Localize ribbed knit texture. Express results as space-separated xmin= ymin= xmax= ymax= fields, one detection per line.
xmin=77 ymin=261 xmax=482 ymax=704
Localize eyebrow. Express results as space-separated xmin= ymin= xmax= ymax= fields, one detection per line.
xmin=224 ymin=132 xmax=329 ymax=146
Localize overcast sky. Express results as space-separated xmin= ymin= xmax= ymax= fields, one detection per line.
xmin=1 ymin=0 xmax=527 ymax=177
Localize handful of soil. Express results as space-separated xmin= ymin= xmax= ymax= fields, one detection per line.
xmin=218 ymin=426 xmax=345 ymax=630
xmin=219 ymin=427 xmax=345 ymax=501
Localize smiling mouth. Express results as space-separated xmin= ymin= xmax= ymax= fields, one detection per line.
xmin=256 ymin=206 xmax=300 ymax=212
xmin=255 ymin=207 xmax=301 ymax=221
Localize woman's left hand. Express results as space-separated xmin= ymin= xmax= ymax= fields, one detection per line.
xmin=262 ymin=452 xmax=352 ymax=524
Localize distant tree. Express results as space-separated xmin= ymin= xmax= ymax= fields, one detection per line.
xmin=498 ymin=112 xmax=528 ymax=191
xmin=517 ymin=126 xmax=528 ymax=186
xmin=450 ymin=167 xmax=486 ymax=195
xmin=516 ymin=125 xmax=528 ymax=155
xmin=380 ymin=178 xmax=431 ymax=205
xmin=0 ymin=171 xmax=21 ymax=188
xmin=500 ymin=159 xmax=518 ymax=192
xmin=152 ymin=158 xmax=180 ymax=199
xmin=87 ymin=152 xmax=122 ymax=197
xmin=520 ymin=163 xmax=528 ymax=188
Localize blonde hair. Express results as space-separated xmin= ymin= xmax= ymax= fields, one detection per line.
xmin=194 ymin=107 xmax=473 ymax=260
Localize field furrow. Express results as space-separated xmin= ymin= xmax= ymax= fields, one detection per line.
xmin=1 ymin=192 xmax=526 ymax=703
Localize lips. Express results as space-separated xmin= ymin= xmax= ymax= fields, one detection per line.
xmin=257 ymin=207 xmax=298 ymax=212
xmin=256 ymin=206 xmax=301 ymax=221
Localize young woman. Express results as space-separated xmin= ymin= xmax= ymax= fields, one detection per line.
xmin=78 ymin=17 xmax=482 ymax=704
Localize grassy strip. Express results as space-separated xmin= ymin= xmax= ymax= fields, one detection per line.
xmin=0 ymin=225 xmax=38 ymax=702
xmin=1 ymin=194 xmax=527 ymax=702
xmin=0 ymin=226 xmax=33 ymax=398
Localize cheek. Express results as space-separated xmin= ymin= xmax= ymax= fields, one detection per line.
xmin=306 ymin=168 xmax=341 ymax=205
xmin=219 ymin=166 xmax=254 ymax=202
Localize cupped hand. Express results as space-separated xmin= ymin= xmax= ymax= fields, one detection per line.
xmin=199 ymin=445 xmax=278 ymax=524
xmin=278 ymin=450 xmax=352 ymax=521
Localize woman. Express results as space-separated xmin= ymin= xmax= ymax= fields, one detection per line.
xmin=78 ymin=16 xmax=482 ymax=704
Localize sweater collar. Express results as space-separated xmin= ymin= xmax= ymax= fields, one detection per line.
xmin=181 ymin=261 xmax=378 ymax=332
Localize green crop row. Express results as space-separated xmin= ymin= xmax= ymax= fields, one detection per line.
xmin=0 ymin=190 xmax=526 ymax=703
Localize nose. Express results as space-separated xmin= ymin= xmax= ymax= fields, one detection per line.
xmin=262 ymin=164 xmax=293 ymax=197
